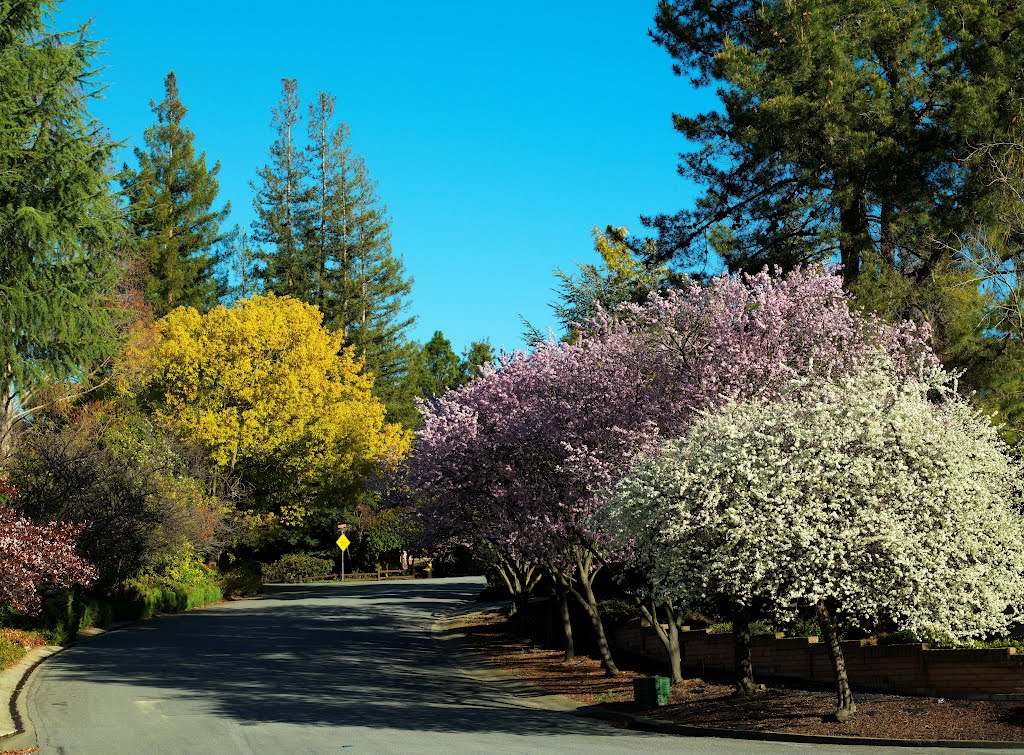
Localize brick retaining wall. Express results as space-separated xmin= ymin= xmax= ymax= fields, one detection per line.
xmin=613 ymin=624 xmax=1024 ymax=700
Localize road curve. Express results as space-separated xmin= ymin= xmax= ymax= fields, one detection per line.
xmin=23 ymin=577 xmax=965 ymax=754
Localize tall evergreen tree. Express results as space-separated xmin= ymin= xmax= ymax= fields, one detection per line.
xmin=252 ymin=78 xmax=314 ymax=298
xmin=218 ymin=225 xmax=262 ymax=304
xmin=645 ymin=0 xmax=1024 ymax=400
xmin=252 ymin=85 xmax=415 ymax=422
xmin=0 ymin=2 xmax=126 ymax=457
xmin=413 ymin=331 xmax=464 ymax=400
xmin=304 ymin=92 xmax=415 ymax=392
xmin=122 ymin=71 xmax=229 ymax=317
xmin=253 ymin=83 xmax=416 ymax=422
xmin=524 ymin=227 xmax=671 ymax=343
xmin=305 ymin=92 xmax=351 ymax=323
xmin=461 ymin=340 xmax=495 ymax=380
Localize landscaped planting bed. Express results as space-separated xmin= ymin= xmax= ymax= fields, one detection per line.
xmin=463 ymin=608 xmax=1024 ymax=742
xmin=0 ymin=628 xmax=48 ymax=671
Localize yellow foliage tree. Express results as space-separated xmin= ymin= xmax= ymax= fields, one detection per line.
xmin=124 ymin=294 xmax=411 ymax=520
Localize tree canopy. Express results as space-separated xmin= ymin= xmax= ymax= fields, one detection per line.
xmin=0 ymin=1 xmax=127 ymax=457
xmin=124 ymin=294 xmax=412 ymax=522
xmin=607 ymin=361 xmax=1024 ymax=719
xmin=122 ymin=71 xmax=230 ymax=317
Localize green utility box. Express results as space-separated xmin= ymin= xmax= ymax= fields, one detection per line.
xmin=632 ymin=676 xmax=671 ymax=709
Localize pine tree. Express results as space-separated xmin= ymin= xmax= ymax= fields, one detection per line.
xmin=252 ymin=78 xmax=314 ymax=298
xmin=0 ymin=2 xmax=126 ymax=457
xmin=122 ymin=71 xmax=229 ymax=317
xmin=645 ymin=0 xmax=1024 ymax=405
xmin=414 ymin=331 xmax=464 ymax=399
xmin=524 ymin=227 xmax=670 ymax=343
xmin=218 ymin=225 xmax=262 ymax=303
xmin=461 ymin=340 xmax=495 ymax=380
xmin=306 ymin=94 xmax=414 ymax=345
xmin=305 ymin=92 xmax=352 ymax=323
xmin=647 ymin=0 xmax=1023 ymax=289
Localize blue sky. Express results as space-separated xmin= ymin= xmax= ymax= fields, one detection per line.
xmin=59 ymin=1 xmax=712 ymax=354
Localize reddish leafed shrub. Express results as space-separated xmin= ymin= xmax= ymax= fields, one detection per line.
xmin=0 ymin=503 xmax=98 ymax=614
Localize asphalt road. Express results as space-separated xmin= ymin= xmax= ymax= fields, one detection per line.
xmin=21 ymin=577 xmax=1001 ymax=754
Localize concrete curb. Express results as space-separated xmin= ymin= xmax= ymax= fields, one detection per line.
xmin=437 ymin=604 xmax=1024 ymax=750
xmin=0 ymin=645 xmax=60 ymax=739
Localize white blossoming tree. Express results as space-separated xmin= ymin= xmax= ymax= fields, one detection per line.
xmin=606 ymin=361 xmax=1024 ymax=721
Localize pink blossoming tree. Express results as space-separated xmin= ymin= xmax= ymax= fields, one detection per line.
xmin=411 ymin=267 xmax=933 ymax=679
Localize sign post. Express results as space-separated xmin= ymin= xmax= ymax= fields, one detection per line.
xmin=336 ymin=533 xmax=351 ymax=580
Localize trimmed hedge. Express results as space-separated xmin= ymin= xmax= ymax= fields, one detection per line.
xmin=263 ymin=554 xmax=334 ymax=582
xmin=3 ymin=556 xmax=225 ymax=645
xmin=40 ymin=590 xmax=122 ymax=645
xmin=119 ymin=578 xmax=222 ymax=619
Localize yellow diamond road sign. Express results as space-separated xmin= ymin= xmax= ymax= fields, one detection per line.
xmin=336 ymin=533 xmax=351 ymax=552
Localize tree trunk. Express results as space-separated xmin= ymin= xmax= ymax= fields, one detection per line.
xmin=879 ymin=202 xmax=896 ymax=269
xmin=494 ymin=554 xmax=540 ymax=632
xmin=666 ymin=606 xmax=682 ymax=683
xmin=635 ymin=598 xmax=683 ymax=683
xmin=817 ymin=600 xmax=856 ymax=722
xmin=732 ymin=606 xmax=757 ymax=697
xmin=838 ymin=189 xmax=870 ymax=288
xmin=555 ymin=579 xmax=575 ymax=661
xmin=512 ymin=587 xmax=529 ymax=625
xmin=494 ymin=560 xmax=522 ymax=622
xmin=569 ymin=552 xmax=618 ymax=676
xmin=0 ymin=372 xmax=16 ymax=462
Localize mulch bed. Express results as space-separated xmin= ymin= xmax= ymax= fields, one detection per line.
xmin=462 ymin=607 xmax=1024 ymax=742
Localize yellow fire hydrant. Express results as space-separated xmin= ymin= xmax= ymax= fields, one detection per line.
xmin=425 ymin=561 xmax=433 ymax=578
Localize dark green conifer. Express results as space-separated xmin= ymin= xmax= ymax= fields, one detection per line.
xmin=461 ymin=340 xmax=495 ymax=381
xmin=414 ymin=331 xmax=464 ymax=400
xmin=647 ymin=0 xmax=1024 ymax=291
xmin=646 ymin=0 xmax=1024 ymax=430
xmin=122 ymin=71 xmax=229 ymax=316
xmin=0 ymin=2 xmax=126 ymax=456
xmin=252 ymin=78 xmax=314 ymax=298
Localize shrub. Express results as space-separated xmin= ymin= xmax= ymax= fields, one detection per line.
xmin=706 ymin=620 xmax=775 ymax=635
xmin=596 ymin=598 xmax=638 ymax=630
xmin=217 ymin=560 xmax=262 ymax=599
xmin=263 ymin=554 xmax=334 ymax=582
xmin=119 ymin=577 xmax=222 ymax=619
xmin=29 ymin=590 xmax=120 ymax=645
xmin=0 ymin=502 xmax=97 ymax=613
xmin=876 ymin=628 xmax=1019 ymax=650
xmin=8 ymin=414 xmax=224 ymax=590
xmin=0 ymin=636 xmax=26 ymax=670
xmin=120 ymin=550 xmax=223 ymax=618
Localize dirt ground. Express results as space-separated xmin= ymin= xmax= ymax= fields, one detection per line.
xmin=462 ymin=607 xmax=1024 ymax=742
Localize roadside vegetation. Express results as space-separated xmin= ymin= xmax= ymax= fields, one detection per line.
xmin=0 ymin=2 xmax=483 ymax=649
xmin=4 ymin=0 xmax=1024 ymax=739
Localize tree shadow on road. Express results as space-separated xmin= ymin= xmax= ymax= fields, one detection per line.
xmin=35 ymin=577 xmax=630 ymax=739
